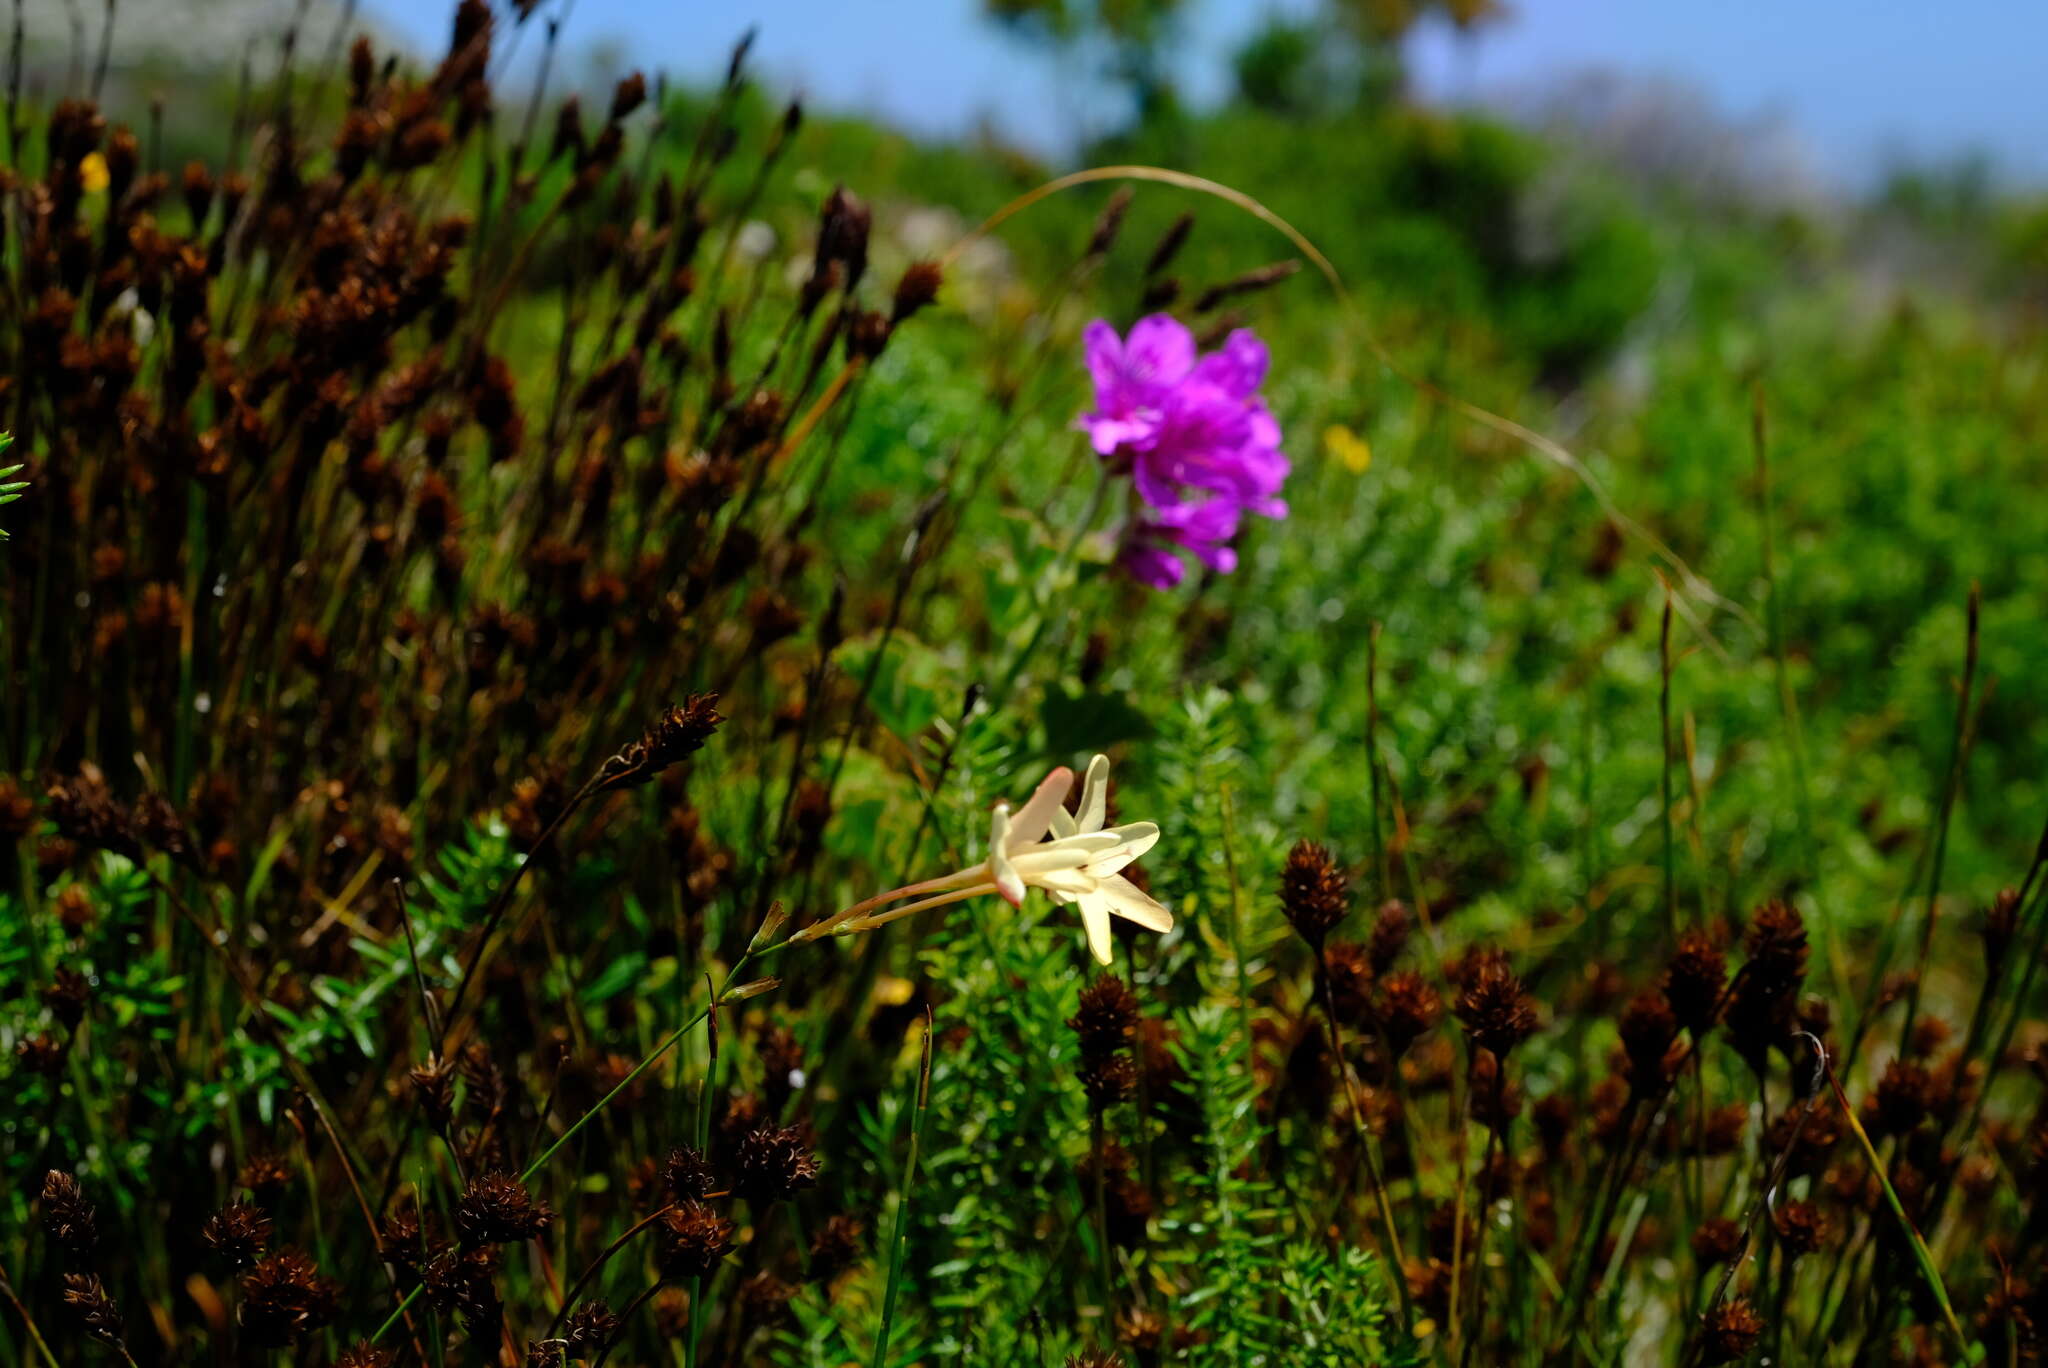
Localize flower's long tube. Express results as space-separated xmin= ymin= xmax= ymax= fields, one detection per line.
xmin=837 ymin=882 xmax=999 ymax=935
xmin=794 ymin=866 xmax=984 ymax=941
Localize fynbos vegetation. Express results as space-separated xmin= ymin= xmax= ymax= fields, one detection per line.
xmin=5 ymin=3 xmax=2048 ymax=1366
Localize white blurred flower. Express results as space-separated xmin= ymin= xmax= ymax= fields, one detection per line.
xmin=735 ymin=220 xmax=778 ymax=264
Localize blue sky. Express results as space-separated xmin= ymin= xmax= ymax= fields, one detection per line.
xmin=365 ymin=0 xmax=2048 ymax=185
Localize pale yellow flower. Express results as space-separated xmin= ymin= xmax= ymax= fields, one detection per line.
xmin=791 ymin=755 xmax=1173 ymax=964
xmin=1037 ymin=754 xmax=1173 ymax=963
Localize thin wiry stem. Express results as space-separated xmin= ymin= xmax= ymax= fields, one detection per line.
xmin=872 ymin=1008 xmax=934 ymax=1368
xmin=1315 ymin=945 xmax=1414 ymax=1329
xmin=1899 ymin=580 xmax=1981 ymax=1047
xmin=0 ymin=1258 xmax=60 ymax=1368
xmin=438 ymin=772 xmax=601 ymax=1051
xmin=548 ymin=1204 xmax=674 ymax=1335
xmin=592 ymin=1278 xmax=665 ymax=1368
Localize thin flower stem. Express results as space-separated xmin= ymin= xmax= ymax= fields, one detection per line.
xmin=985 ymin=459 xmax=1113 ymax=717
xmin=796 ymin=867 xmax=983 ymax=940
xmin=686 ymin=973 xmax=721 ymax=1368
xmin=1218 ymin=787 xmax=1255 ymax=1077
xmin=593 ymin=1279 xmax=666 ymax=1368
xmin=0 ymin=1258 xmax=60 ymax=1368
xmin=1659 ymin=590 xmax=1678 ymax=938
xmin=872 ymin=1010 xmax=934 ymax=1368
xmin=1824 ymin=1067 xmax=1970 ymax=1356
xmin=1457 ymin=1068 xmax=1505 ymax=1368
xmin=1751 ymin=385 xmax=1848 ymax=1008
xmin=439 ymin=771 xmax=601 ymax=1051
xmin=548 ymin=1205 xmax=676 ymax=1334
xmin=1366 ymin=620 xmax=1389 ymax=902
xmin=377 ymin=952 xmax=757 ymax=1345
xmin=1315 ymin=946 xmax=1414 ymax=1329
xmin=1089 ymin=1108 xmax=1115 ymax=1320
xmin=1900 ymin=580 xmax=1981 ymax=1048
xmin=836 ymin=882 xmax=998 ymax=934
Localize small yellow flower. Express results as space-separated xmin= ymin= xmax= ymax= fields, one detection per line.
xmin=792 ymin=755 xmax=1173 ymax=964
xmin=79 ymin=152 xmax=110 ymax=196
xmin=1325 ymin=422 xmax=1371 ymax=474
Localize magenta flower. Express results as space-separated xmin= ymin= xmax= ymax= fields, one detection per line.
xmin=1080 ymin=314 xmax=1289 ymax=588
xmin=1120 ymin=495 xmax=1243 ymax=590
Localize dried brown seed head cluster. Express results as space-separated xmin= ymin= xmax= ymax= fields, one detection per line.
xmin=411 ymin=1054 xmax=459 ymax=1130
xmin=657 ymin=1201 xmax=737 ymax=1279
xmin=1690 ymin=1217 xmax=1743 ymax=1267
xmin=238 ymin=1249 xmax=342 ymax=1347
xmin=563 ymin=1299 xmax=622 ymax=1355
xmin=596 ymin=695 xmax=726 ymax=791
xmin=730 ymin=1124 xmax=820 ymax=1206
xmin=61 ymin=1273 xmax=125 ymax=1348
xmin=1454 ymin=952 xmax=1539 ymax=1060
xmin=807 ymin=1213 xmax=863 ymax=1285
xmin=1279 ymin=839 xmax=1350 ymax=946
xmin=42 ymin=967 xmax=90 ymax=1029
xmin=1376 ymin=971 xmax=1442 ymax=1060
xmin=1771 ymin=1199 xmax=1830 ymax=1258
xmin=1663 ymin=929 xmax=1727 ymax=1034
xmin=237 ymin=1150 xmax=294 ymax=1205
xmin=202 ymin=1200 xmax=274 ymax=1269
xmin=665 ymin=1143 xmax=718 ymax=1202
xmin=1068 ymin=975 xmax=1141 ymax=1055
xmin=1617 ymin=991 xmax=1680 ymax=1095
xmin=454 ymin=1171 xmax=554 ymax=1246
xmin=40 ymin=1170 xmax=97 ymax=1258
xmin=1699 ymin=1296 xmax=1766 ymax=1364
xmin=1368 ymin=899 xmax=1412 ymax=972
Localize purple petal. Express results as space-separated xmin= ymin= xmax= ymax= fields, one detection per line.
xmin=1082 ymin=319 xmax=1125 ymax=401
xmin=1119 ymin=541 xmax=1185 ymax=589
xmin=1188 ymin=539 xmax=1238 ymax=573
xmin=1190 ymin=329 xmax=1269 ymax=398
xmin=1122 ymin=314 xmax=1196 ymax=386
xmin=1081 ymin=413 xmax=1156 ymax=457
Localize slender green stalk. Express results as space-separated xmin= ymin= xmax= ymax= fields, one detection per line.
xmin=1218 ymin=786 xmax=1255 ymax=1071
xmin=0 ymin=1259 xmax=59 ymax=1368
xmin=1825 ymin=1070 xmax=1969 ymax=1356
xmin=872 ymin=1010 xmax=934 ymax=1368
xmin=1900 ymin=581 xmax=1980 ymax=1047
xmin=984 ymin=459 xmax=1113 ymax=717
xmin=1366 ymin=620 xmax=1388 ymax=901
xmin=1456 ymin=1068 xmax=1504 ymax=1367
xmin=686 ymin=974 xmax=721 ymax=1368
xmin=375 ymin=945 xmax=774 ymax=1344
xmin=1315 ymin=945 xmax=1414 ymax=1329
xmin=438 ymin=772 xmax=602 ymax=1051
xmin=593 ymin=1279 xmax=667 ymax=1368
xmin=1089 ymin=1108 xmax=1115 ymax=1319
xmin=1751 ymin=385 xmax=1848 ymax=1008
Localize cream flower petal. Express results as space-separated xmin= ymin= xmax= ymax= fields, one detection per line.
xmin=1048 ymin=806 xmax=1078 ymax=840
xmin=988 ymin=805 xmax=1025 ymax=906
xmin=1077 ymin=753 xmax=1110 ymax=833
xmin=1033 ymin=867 xmax=1098 ymax=896
xmin=1077 ymin=892 xmax=1115 ymax=965
xmin=1096 ymin=873 xmax=1173 ymax=932
xmin=1009 ymin=831 xmax=1126 ymax=873
xmin=1115 ymin=820 xmax=1160 ymax=858
xmin=1007 ymin=766 xmax=1074 ymax=848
